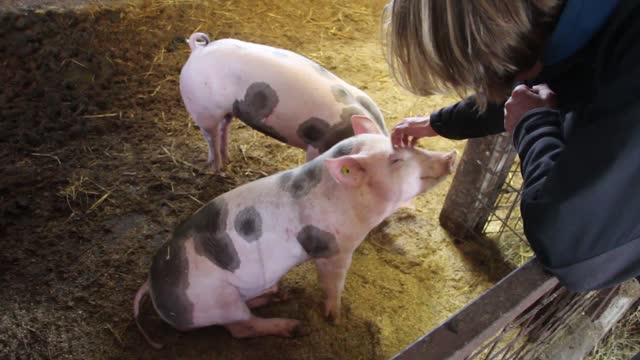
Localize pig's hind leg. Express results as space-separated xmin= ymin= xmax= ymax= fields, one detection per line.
xmin=194 ymin=284 xmax=300 ymax=338
xmin=223 ymin=287 xmax=301 ymax=338
xmin=196 ymin=114 xmax=224 ymax=171
xmin=225 ymin=316 xmax=302 ymax=338
xmin=219 ymin=113 xmax=233 ymax=165
xmin=245 ymin=284 xmax=289 ymax=308
xmin=199 ymin=127 xmax=217 ymax=164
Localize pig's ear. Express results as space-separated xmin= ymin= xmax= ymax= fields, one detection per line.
xmin=324 ymin=156 xmax=366 ymax=187
xmin=352 ymin=115 xmax=383 ymax=136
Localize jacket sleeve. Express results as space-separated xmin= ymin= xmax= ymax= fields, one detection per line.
xmin=429 ymin=96 xmax=506 ymax=139
xmin=513 ymin=93 xmax=640 ymax=291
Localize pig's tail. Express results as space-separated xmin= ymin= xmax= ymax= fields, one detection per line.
xmin=188 ymin=32 xmax=210 ymax=51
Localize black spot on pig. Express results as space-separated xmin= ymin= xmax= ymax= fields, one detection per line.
xmin=297 ymin=117 xmax=330 ymax=148
xmin=278 ymin=171 xmax=293 ymax=189
xmin=278 ymin=160 xmax=324 ymax=199
xmin=297 ymin=115 xmax=355 ymax=154
xmin=320 ymin=120 xmax=355 ymax=153
xmin=174 ymin=197 xmax=241 ymax=272
xmin=296 ymin=225 xmax=339 ymax=258
xmin=233 ymin=82 xmax=287 ymax=143
xmin=331 ymin=85 xmax=355 ymax=105
xmin=330 ymin=139 xmax=354 ymax=158
xmin=234 ymin=207 xmax=262 ymax=243
xmin=150 ymin=238 xmax=194 ymax=329
xmin=356 ymin=96 xmax=387 ymax=135
xmin=340 ymin=106 xmax=366 ymax=124
xmin=194 ymin=230 xmax=240 ymax=272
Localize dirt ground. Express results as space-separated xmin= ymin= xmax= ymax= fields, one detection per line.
xmin=0 ymin=0 xmax=519 ymax=359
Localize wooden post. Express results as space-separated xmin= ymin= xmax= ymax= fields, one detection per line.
xmin=439 ymin=133 xmax=517 ymax=239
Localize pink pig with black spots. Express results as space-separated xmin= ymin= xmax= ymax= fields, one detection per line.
xmin=134 ymin=115 xmax=456 ymax=348
xmin=179 ymin=32 xmax=388 ymax=172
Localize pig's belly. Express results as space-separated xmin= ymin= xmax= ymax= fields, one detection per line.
xmin=230 ymin=236 xmax=310 ymax=299
xmin=184 ymin=233 xmax=310 ymax=301
xmin=264 ymin=106 xmax=343 ymax=148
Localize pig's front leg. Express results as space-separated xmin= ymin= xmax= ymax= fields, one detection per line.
xmin=315 ymin=253 xmax=353 ymax=324
xmin=305 ymin=146 xmax=320 ymax=162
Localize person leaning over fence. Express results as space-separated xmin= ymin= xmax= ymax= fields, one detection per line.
xmin=384 ymin=0 xmax=640 ymax=293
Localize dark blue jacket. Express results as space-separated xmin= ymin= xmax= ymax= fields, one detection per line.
xmin=429 ymin=0 xmax=640 ymax=291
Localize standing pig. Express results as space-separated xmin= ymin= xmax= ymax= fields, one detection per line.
xmin=179 ymin=32 xmax=388 ymax=172
xmin=134 ymin=115 xmax=455 ymax=348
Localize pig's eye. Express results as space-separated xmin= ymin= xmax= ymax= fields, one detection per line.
xmin=391 ymin=158 xmax=403 ymax=165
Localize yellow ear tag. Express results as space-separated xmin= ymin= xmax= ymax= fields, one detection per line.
xmin=341 ymin=166 xmax=350 ymax=176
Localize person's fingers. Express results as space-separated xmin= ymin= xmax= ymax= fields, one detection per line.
xmin=531 ymin=84 xmax=550 ymax=93
xmin=396 ymin=132 xmax=404 ymax=147
xmin=402 ymin=134 xmax=409 ymax=148
xmin=503 ymin=97 xmax=514 ymax=132
xmin=532 ymin=85 xmax=556 ymax=106
xmin=512 ymin=84 xmax=532 ymax=96
xmin=391 ymin=125 xmax=408 ymax=146
xmin=391 ymin=116 xmax=436 ymax=147
xmin=391 ymin=129 xmax=401 ymax=147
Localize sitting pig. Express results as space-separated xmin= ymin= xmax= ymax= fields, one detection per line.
xmin=134 ymin=115 xmax=455 ymax=348
xmin=179 ymin=32 xmax=388 ymax=172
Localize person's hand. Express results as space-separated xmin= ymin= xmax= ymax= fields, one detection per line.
xmin=391 ymin=116 xmax=439 ymax=148
xmin=504 ymin=84 xmax=557 ymax=134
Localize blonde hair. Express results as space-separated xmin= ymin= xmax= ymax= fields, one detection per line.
xmin=383 ymin=0 xmax=561 ymax=110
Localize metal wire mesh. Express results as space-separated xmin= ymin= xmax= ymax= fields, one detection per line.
xmin=466 ymin=284 xmax=623 ymax=360
xmin=481 ymin=158 xmax=525 ymax=243
xmin=438 ymin=133 xmax=519 ymax=240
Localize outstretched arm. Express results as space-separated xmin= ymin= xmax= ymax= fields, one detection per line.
xmin=391 ymin=95 xmax=505 ymax=147
xmin=429 ymin=96 xmax=506 ymax=139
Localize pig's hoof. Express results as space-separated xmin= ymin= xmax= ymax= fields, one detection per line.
xmin=324 ymin=310 xmax=341 ymax=325
xmin=274 ymin=286 xmax=303 ymax=302
xmin=273 ymin=293 xmax=288 ymax=302
xmin=291 ymin=323 xmax=311 ymax=338
xmin=286 ymin=286 xmax=305 ymax=296
xmin=201 ymin=159 xmax=224 ymax=174
xmin=323 ymin=301 xmax=341 ymax=324
xmin=274 ymin=288 xmax=295 ymax=302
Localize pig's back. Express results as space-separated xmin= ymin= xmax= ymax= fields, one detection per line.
xmin=202 ymin=38 xmax=339 ymax=81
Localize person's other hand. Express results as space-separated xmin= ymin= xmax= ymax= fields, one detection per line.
xmin=504 ymin=84 xmax=557 ymax=134
xmin=391 ymin=116 xmax=439 ymax=148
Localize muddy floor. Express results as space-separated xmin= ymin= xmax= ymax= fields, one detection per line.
xmin=0 ymin=1 xmax=517 ymax=359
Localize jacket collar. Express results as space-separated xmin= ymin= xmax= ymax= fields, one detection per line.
xmin=543 ymin=0 xmax=620 ymax=65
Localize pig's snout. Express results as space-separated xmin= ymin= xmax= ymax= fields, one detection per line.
xmin=420 ymin=150 xmax=457 ymax=179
